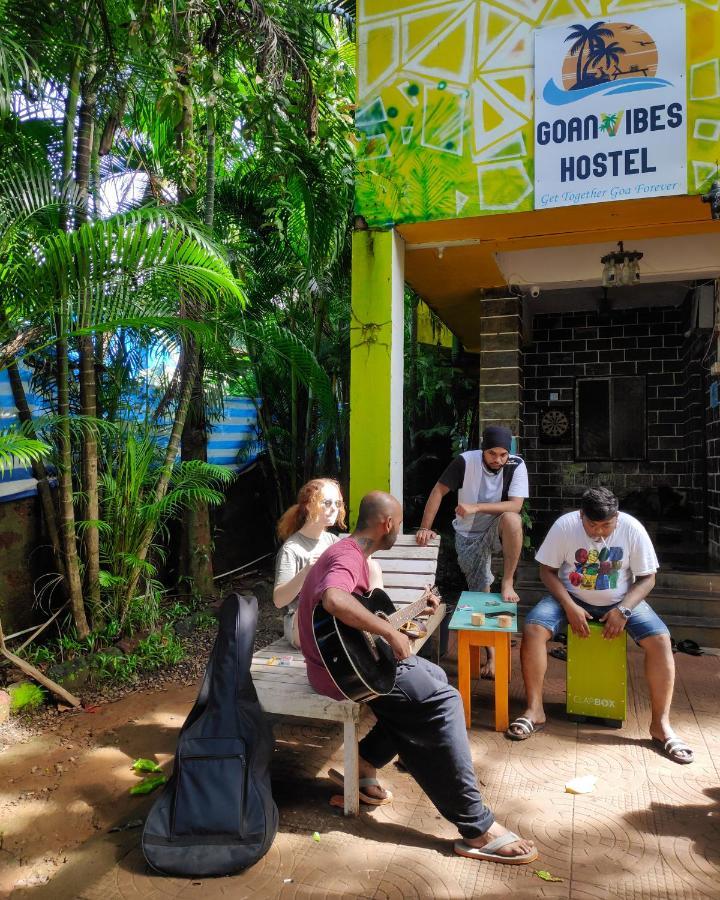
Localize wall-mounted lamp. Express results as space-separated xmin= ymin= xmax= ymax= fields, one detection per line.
xmin=437 ymin=246 xmax=445 ymax=260
xmin=600 ymin=241 xmax=643 ymax=287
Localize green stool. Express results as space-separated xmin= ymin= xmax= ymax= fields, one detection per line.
xmin=566 ymin=622 xmax=627 ymax=727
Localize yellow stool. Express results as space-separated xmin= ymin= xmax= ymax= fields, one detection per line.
xmin=566 ymin=622 xmax=627 ymax=726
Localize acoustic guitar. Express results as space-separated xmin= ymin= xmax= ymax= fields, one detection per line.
xmin=312 ymin=586 xmax=439 ymax=702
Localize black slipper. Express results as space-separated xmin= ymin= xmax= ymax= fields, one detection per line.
xmin=676 ymin=639 xmax=703 ymax=656
xmin=506 ymin=716 xmax=546 ymax=741
xmin=652 ymin=736 xmax=694 ymax=764
xmin=549 ymin=646 xmax=567 ymax=662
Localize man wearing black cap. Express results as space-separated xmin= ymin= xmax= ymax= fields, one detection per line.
xmin=416 ymin=426 xmax=528 ymax=677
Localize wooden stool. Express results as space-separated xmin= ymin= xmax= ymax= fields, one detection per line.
xmin=566 ymin=621 xmax=627 ymax=727
xmin=450 ymin=592 xmax=517 ymax=732
xmin=457 ymin=629 xmax=511 ymax=731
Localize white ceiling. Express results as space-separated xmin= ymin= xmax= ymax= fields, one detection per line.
xmin=495 ymin=233 xmax=720 ymax=292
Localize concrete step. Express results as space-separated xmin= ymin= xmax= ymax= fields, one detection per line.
xmin=516 ymin=562 xmax=720 ymax=594
xmin=516 ymin=581 xmax=720 ymax=614
xmin=513 ymin=575 xmax=720 ymax=647
xmin=513 ymin=607 xmax=720 ymax=648
xmin=640 ymin=572 xmax=720 ymax=593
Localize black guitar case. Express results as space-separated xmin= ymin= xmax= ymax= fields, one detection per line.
xmin=142 ymin=592 xmax=278 ymax=877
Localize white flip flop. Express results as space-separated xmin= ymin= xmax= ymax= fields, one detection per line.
xmin=454 ymin=832 xmax=538 ymax=865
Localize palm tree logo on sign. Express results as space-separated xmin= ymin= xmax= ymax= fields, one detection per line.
xmin=599 ymin=111 xmax=623 ymax=137
xmin=542 ymin=20 xmax=671 ymax=106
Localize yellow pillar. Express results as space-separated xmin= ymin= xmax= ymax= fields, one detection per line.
xmin=349 ymin=228 xmax=404 ymax=524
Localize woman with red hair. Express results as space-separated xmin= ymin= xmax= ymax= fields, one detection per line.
xmin=273 ymin=478 xmax=348 ymax=648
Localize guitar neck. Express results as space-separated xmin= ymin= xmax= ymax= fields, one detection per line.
xmin=385 ymin=590 xmax=434 ymax=630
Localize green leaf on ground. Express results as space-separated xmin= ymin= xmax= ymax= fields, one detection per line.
xmin=131 ymin=758 xmax=162 ymax=773
xmin=535 ymin=870 xmax=563 ymax=882
xmin=129 ymin=774 xmax=167 ymax=795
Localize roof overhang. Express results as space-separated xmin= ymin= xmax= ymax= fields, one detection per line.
xmin=397 ymin=194 xmax=720 ymax=351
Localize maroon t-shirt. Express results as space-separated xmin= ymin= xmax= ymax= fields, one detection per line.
xmin=297 ymin=537 xmax=370 ymax=701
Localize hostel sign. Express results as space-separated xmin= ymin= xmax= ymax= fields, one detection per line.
xmin=533 ymin=6 xmax=686 ymax=210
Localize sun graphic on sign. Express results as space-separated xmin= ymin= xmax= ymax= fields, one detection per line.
xmin=561 ymin=21 xmax=659 ymax=92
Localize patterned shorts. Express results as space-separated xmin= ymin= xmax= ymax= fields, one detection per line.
xmin=455 ymin=518 xmax=502 ymax=591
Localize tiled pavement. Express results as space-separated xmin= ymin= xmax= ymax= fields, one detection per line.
xmin=24 ymin=647 xmax=720 ymax=899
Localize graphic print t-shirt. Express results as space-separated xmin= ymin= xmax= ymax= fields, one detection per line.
xmin=439 ymin=451 xmax=529 ymax=535
xmin=535 ymin=511 xmax=658 ymax=607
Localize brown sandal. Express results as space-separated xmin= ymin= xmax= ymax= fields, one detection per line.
xmin=327 ymin=768 xmax=393 ymax=805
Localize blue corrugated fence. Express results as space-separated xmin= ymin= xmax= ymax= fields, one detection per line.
xmin=0 ymin=367 xmax=261 ymax=503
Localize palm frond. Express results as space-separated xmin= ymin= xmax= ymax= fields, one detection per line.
xmin=0 ymin=169 xmax=80 ymax=231
xmin=0 ymin=428 xmax=49 ymax=475
xmin=240 ymin=317 xmax=336 ymax=424
xmin=0 ymin=20 xmax=40 ymax=119
xmin=11 ymin=204 xmax=245 ymax=338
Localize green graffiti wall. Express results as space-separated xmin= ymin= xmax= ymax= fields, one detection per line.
xmin=355 ymin=0 xmax=720 ymax=226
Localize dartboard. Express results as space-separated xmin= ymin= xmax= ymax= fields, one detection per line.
xmin=538 ymin=406 xmax=571 ymax=444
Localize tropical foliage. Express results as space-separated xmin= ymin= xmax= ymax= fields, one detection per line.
xmin=0 ymin=0 xmax=357 ymax=645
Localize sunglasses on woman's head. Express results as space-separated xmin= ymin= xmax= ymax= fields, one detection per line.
xmin=320 ymin=499 xmax=343 ymax=509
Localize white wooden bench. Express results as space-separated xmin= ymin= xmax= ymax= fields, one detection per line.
xmin=251 ymin=534 xmax=443 ymax=816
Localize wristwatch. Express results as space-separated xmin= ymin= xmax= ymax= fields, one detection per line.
xmin=616 ymin=605 xmax=632 ymax=619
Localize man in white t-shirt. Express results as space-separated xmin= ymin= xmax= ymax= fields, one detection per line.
xmin=416 ymin=426 xmax=528 ymax=677
xmin=506 ymin=487 xmax=693 ymax=765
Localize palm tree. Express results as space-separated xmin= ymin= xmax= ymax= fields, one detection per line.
xmin=213 ymin=82 xmax=355 ymax=510
xmin=599 ymin=112 xmax=618 ymax=136
xmin=113 ymin=0 xmax=331 ymax=596
xmin=0 ymin=2 xmax=39 ymax=119
xmin=565 ymin=22 xmax=614 ymax=89
xmin=0 ymin=0 xmax=358 ymax=638
xmin=0 ymin=169 xmax=246 ymax=635
xmin=589 ymin=41 xmax=625 ymax=84
xmin=98 ymin=426 xmax=233 ymax=630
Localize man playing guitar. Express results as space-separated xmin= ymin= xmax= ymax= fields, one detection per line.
xmin=296 ymin=490 xmax=537 ymax=865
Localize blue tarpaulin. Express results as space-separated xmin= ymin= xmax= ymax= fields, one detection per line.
xmin=0 ymin=367 xmax=261 ymax=503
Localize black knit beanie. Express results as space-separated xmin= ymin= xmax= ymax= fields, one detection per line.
xmin=481 ymin=425 xmax=512 ymax=452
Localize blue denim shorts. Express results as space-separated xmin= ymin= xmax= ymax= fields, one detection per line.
xmin=524 ymin=594 xmax=669 ymax=643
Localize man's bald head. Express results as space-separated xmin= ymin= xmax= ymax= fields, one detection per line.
xmin=356 ymin=491 xmax=402 ymax=530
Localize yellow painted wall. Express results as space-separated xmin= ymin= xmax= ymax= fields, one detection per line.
xmin=416 ymin=298 xmax=454 ymax=346
xmin=356 ymin=0 xmax=720 ymax=227
xmin=349 ymin=230 xmax=397 ymax=521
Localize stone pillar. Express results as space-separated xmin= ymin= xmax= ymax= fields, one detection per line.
xmin=478 ymin=294 xmax=523 ymax=442
xmin=349 ymin=228 xmax=405 ymax=523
